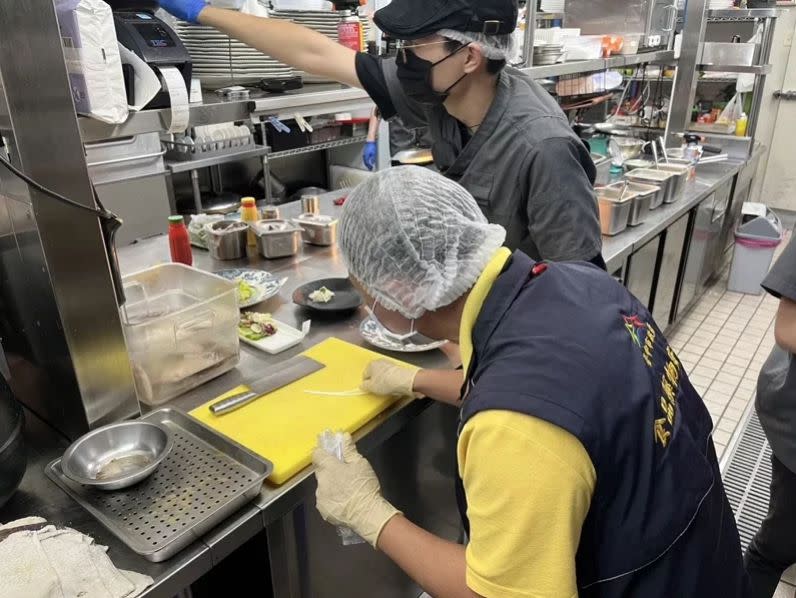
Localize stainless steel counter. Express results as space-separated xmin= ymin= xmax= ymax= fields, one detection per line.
xmin=1 ymin=191 xmax=454 ymax=598
xmin=602 ymin=158 xmax=749 ymax=273
xmin=0 ymin=159 xmax=754 ymax=597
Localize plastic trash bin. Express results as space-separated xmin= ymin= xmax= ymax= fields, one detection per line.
xmin=727 ymin=211 xmax=783 ymax=295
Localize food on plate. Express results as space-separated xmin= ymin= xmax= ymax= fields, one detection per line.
xmin=239 ymin=311 xmax=277 ymax=341
xmin=309 ymin=286 xmax=335 ymax=303
xmin=237 ymin=280 xmax=256 ymax=304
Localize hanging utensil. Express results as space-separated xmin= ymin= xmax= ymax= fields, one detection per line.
xmin=659 ymin=137 xmax=669 ymax=163
xmin=651 ymin=140 xmax=660 ymax=169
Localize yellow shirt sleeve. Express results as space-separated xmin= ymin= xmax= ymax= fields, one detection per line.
xmin=457 ymin=410 xmax=596 ymax=598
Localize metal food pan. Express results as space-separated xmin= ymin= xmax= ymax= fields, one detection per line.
xmin=624 ymin=168 xmax=677 ymax=204
xmin=46 ymin=408 xmax=272 ymax=562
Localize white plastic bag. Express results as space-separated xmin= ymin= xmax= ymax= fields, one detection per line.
xmin=719 ymin=93 xmax=742 ymax=124
xmin=55 ymin=0 xmax=128 ymax=124
xmin=318 ymin=430 xmax=366 ymax=546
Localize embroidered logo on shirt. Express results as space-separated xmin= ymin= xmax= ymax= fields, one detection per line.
xmin=622 ymin=313 xmax=683 ymax=449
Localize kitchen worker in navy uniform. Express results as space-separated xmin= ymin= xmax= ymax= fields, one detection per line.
xmin=309 ymin=166 xmax=749 ymax=598
xmin=157 ymin=0 xmax=605 ymax=268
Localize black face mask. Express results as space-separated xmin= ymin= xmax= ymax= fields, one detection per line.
xmin=396 ymin=43 xmax=469 ymax=105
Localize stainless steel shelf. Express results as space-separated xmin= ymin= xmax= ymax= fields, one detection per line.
xmin=707 ymin=8 xmax=779 ymax=21
xmin=522 ymin=50 xmax=676 ymax=79
xmin=268 ymin=135 xmax=367 ymax=160
xmin=165 ymin=144 xmax=268 ymax=174
xmin=700 ymin=63 xmax=772 ymax=74
xmin=80 ymin=84 xmax=372 ymax=143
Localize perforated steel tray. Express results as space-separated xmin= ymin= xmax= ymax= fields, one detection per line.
xmin=46 ymin=408 xmax=272 ymax=562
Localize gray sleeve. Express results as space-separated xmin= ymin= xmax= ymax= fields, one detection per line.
xmin=762 ymin=236 xmax=796 ymax=302
xmin=381 ymin=57 xmax=430 ymax=130
xmin=524 ymin=137 xmax=602 ymax=262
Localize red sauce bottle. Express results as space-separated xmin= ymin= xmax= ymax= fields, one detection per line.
xmin=168 ymin=215 xmax=193 ymax=266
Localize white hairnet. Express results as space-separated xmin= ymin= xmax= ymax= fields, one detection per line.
xmin=439 ymin=29 xmax=517 ymax=61
xmin=339 ymin=166 xmax=506 ymax=319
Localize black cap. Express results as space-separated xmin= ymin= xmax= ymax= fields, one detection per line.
xmin=374 ymin=0 xmax=518 ymax=41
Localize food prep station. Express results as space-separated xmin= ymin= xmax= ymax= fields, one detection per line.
xmin=0 ymin=0 xmax=784 ymax=596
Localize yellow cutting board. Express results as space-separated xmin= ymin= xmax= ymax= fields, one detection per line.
xmin=190 ymin=337 xmax=407 ymax=485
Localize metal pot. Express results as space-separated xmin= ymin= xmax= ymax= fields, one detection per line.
xmin=0 ymin=376 xmax=26 ymax=508
xmin=206 ymin=220 xmax=248 ymax=260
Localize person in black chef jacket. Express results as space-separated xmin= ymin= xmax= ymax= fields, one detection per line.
xmin=157 ymin=0 xmax=605 ymax=268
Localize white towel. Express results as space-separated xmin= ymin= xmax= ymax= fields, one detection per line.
xmin=0 ymin=517 xmax=153 ymax=598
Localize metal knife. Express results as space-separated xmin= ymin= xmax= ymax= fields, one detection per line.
xmin=210 ymin=355 xmax=325 ymax=416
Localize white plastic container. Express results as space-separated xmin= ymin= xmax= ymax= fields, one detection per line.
xmin=122 ymin=264 xmax=240 ymax=405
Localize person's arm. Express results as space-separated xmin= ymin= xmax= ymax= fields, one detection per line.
xmin=523 ymin=137 xmax=602 ymax=263
xmin=198 ymin=6 xmax=361 ymax=87
xmin=360 ymin=360 xmax=463 ymax=406
xmin=762 ymin=237 xmax=796 ymax=353
xmin=378 ymin=517 xmax=481 ymax=598
xmin=414 ymin=368 xmax=464 ymax=405
xmin=774 ymin=297 xmax=796 ymax=354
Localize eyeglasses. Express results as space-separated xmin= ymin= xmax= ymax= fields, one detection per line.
xmin=396 ymin=39 xmax=451 ymax=62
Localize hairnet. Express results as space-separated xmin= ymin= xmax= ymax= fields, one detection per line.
xmin=438 ymin=29 xmax=518 ymax=61
xmin=339 ymin=166 xmax=506 ymax=319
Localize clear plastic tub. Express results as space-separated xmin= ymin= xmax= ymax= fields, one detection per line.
xmin=122 ymin=264 xmax=240 ymax=405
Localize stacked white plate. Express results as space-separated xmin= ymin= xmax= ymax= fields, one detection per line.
xmin=269 ymin=8 xmax=372 ymax=41
xmin=174 ymin=21 xmax=295 ymax=86
xmin=708 ymin=0 xmax=734 ymax=7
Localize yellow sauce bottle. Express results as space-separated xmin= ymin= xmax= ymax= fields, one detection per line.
xmin=735 ymin=113 xmax=748 ymax=137
xmin=240 ymin=196 xmax=260 ymax=247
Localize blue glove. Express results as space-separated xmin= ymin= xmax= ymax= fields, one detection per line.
xmin=363 ymin=141 xmax=377 ymax=171
xmin=158 ymin=0 xmax=207 ymax=23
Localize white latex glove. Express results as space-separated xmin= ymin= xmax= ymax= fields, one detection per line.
xmin=360 ymin=359 xmax=418 ymax=398
xmin=312 ymin=434 xmax=401 ymax=547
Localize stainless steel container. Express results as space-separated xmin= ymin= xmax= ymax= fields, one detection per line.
xmin=262 ymin=205 xmax=281 ymax=220
xmin=699 ymin=42 xmax=757 ymax=67
xmin=625 ymin=182 xmax=660 ymax=226
xmin=624 ymin=168 xmax=677 ymax=204
xmin=252 ymin=219 xmax=302 ymax=259
xmin=656 ymin=163 xmax=690 ymax=203
xmin=206 ymin=220 xmax=248 ymax=260
xmin=294 ymin=214 xmax=338 ymax=246
xmin=597 ymin=185 xmax=636 ymax=236
xmin=301 ymin=195 xmax=321 ymax=215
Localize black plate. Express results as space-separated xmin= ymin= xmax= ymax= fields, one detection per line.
xmin=293 ymin=278 xmax=362 ymax=313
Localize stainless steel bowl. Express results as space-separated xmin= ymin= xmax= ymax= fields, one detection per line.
xmin=61 ymin=421 xmax=173 ymax=491
xmin=610 ymin=137 xmax=646 ymax=162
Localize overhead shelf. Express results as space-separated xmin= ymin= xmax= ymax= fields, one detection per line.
xmin=521 ymin=50 xmax=676 ymax=79
xmin=700 ymin=64 xmax=772 ymax=74
xmin=80 ymin=84 xmax=372 ymax=143
xmin=707 ymin=7 xmax=778 ymax=21
xmin=269 ymin=135 xmax=367 ymax=160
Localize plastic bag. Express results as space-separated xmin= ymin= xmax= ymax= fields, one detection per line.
xmin=719 ymin=93 xmax=742 ymax=124
xmin=318 ymin=430 xmax=366 ymax=546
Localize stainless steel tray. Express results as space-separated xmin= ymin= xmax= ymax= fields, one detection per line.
xmin=45 ymin=408 xmax=272 ymax=562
